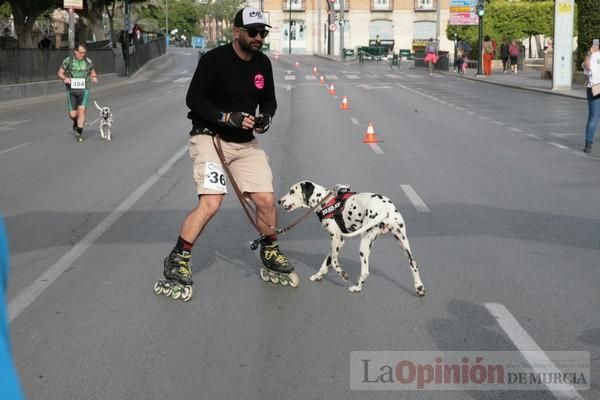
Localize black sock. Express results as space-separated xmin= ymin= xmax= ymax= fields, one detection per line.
xmin=174 ymin=236 xmax=193 ymax=255
xmin=261 ymin=235 xmax=277 ymax=246
xmin=76 ymin=127 xmax=83 ymax=134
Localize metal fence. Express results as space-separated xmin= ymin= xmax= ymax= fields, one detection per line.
xmin=125 ymin=37 xmax=166 ymax=76
xmin=0 ymin=48 xmax=115 ymax=85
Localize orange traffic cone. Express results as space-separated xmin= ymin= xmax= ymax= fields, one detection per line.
xmin=362 ymin=122 xmax=379 ymax=143
xmin=320 ymin=75 xmax=325 ymax=84
xmin=328 ymin=84 xmax=336 ymax=95
xmin=340 ymin=96 xmax=350 ymax=110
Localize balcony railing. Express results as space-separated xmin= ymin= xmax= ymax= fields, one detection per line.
xmin=283 ymin=0 xmax=305 ymax=11
xmin=414 ymin=0 xmax=438 ymax=11
xmin=371 ymin=0 xmax=393 ymax=11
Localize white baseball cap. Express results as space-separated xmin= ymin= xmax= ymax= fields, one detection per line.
xmin=234 ymin=7 xmax=271 ymax=29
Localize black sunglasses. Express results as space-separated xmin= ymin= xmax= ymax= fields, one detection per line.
xmin=239 ymin=27 xmax=269 ymax=39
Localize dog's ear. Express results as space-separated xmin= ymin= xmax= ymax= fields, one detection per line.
xmin=300 ymin=181 xmax=315 ymax=205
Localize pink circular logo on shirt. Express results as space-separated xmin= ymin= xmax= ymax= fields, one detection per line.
xmin=254 ymin=74 xmax=265 ymax=89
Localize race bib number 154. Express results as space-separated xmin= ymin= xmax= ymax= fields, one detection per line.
xmin=70 ymin=78 xmax=86 ymax=89
xmin=203 ymin=162 xmax=227 ymax=193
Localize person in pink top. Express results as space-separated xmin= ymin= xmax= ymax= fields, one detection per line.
xmin=509 ymin=40 xmax=520 ymax=74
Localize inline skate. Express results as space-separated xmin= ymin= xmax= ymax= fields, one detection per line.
xmin=153 ymin=251 xmax=194 ymax=302
xmin=258 ymin=241 xmax=299 ymax=288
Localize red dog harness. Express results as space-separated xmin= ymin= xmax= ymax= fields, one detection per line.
xmin=317 ymin=190 xmax=356 ymax=233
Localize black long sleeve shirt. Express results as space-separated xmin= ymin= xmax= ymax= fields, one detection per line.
xmin=186 ymin=43 xmax=277 ymax=143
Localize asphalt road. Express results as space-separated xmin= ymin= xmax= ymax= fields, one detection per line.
xmin=1 ymin=48 xmax=598 ymax=400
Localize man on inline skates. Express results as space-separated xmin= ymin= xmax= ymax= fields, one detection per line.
xmin=160 ymin=7 xmax=293 ymax=296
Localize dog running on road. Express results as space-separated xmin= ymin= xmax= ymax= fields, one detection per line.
xmin=278 ymin=181 xmax=425 ymax=296
xmin=94 ymin=100 xmax=113 ymax=141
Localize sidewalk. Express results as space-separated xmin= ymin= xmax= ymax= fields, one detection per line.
xmin=456 ymin=69 xmax=586 ymax=100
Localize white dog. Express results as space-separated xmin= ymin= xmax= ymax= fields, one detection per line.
xmin=278 ymin=181 xmax=425 ymax=295
xmin=94 ymin=100 xmax=113 ymax=141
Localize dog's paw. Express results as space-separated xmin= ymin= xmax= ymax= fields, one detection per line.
xmin=348 ymin=285 xmax=362 ymax=293
xmin=337 ymin=270 xmax=349 ymax=281
xmin=416 ymin=285 xmax=426 ymax=297
xmin=309 ymin=274 xmax=323 ymax=282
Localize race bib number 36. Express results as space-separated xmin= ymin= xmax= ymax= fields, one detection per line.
xmin=71 ymin=78 xmax=86 ymax=89
xmin=203 ymin=162 xmax=227 ymax=193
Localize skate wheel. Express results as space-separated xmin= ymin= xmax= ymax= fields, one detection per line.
xmin=269 ymin=274 xmax=279 ymax=284
xmin=153 ymin=280 xmax=163 ymax=295
xmin=181 ymin=286 xmax=193 ymax=302
xmin=288 ymin=272 xmax=300 ymax=288
xmin=279 ymin=275 xmax=289 ymax=286
xmin=163 ymin=286 xmax=173 ymax=297
xmin=171 ymin=287 xmax=182 ymax=300
xmin=259 ymin=268 xmax=270 ymax=282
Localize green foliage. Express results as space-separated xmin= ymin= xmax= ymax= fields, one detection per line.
xmin=446 ymin=0 xmax=554 ymax=48
xmin=576 ymin=0 xmax=600 ymax=63
xmin=0 ymin=3 xmax=11 ymax=19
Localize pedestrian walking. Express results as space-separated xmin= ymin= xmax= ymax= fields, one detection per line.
xmin=483 ymin=35 xmax=494 ymax=76
xmin=57 ymin=43 xmax=98 ymax=141
xmin=158 ymin=6 xmax=294 ymax=299
xmin=500 ymin=39 xmax=509 ymax=73
xmin=509 ymin=40 xmax=520 ymax=74
xmin=582 ymin=39 xmax=600 ymax=153
xmin=424 ymin=38 xmax=438 ymax=76
xmin=0 ymin=216 xmax=26 ymax=400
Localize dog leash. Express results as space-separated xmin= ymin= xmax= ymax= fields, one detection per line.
xmin=211 ymin=134 xmax=339 ymax=250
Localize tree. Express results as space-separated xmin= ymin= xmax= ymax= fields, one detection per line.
xmin=446 ymin=0 xmax=554 ymax=58
xmin=6 ymin=0 xmax=60 ymax=47
xmin=576 ymin=0 xmax=600 ymax=64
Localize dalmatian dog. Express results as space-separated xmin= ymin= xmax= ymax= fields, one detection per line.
xmin=94 ymin=100 xmax=113 ymax=141
xmin=278 ymin=181 xmax=425 ymax=296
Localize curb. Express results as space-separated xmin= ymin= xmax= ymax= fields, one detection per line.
xmin=457 ymin=74 xmax=586 ymax=101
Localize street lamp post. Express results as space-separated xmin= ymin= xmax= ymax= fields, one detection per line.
xmin=165 ymin=0 xmax=169 ymax=47
xmin=476 ymin=0 xmax=485 ymax=76
xmin=288 ymin=0 xmax=292 ymax=54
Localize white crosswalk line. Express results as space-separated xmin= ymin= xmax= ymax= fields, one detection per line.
xmin=346 ymin=74 xmax=360 ymax=79
xmin=325 ymin=74 xmax=339 ymax=80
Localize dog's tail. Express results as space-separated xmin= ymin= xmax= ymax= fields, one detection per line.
xmin=343 ymin=213 xmax=389 ymax=238
xmin=94 ymin=100 xmax=102 ymax=111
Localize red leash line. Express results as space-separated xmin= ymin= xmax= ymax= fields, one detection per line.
xmin=211 ymin=135 xmax=337 ymax=241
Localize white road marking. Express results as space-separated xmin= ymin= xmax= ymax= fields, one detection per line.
xmin=173 ymin=77 xmax=191 ymax=83
xmin=305 ymin=75 xmax=316 ymax=80
xmin=8 ymin=145 xmax=189 ymax=323
xmin=0 ymin=120 xmax=29 ymax=132
xmin=548 ymin=141 xmax=569 ymax=150
xmin=284 ymin=75 xmax=296 ymax=80
xmin=508 ymin=127 xmax=524 ymax=133
xmin=549 ymin=132 xmax=579 ymax=137
xmin=346 ymin=74 xmax=360 ymax=79
xmin=400 ymin=185 xmax=430 ymax=212
xmin=325 ymin=74 xmax=338 ymax=80
xmin=467 ymin=110 xmax=476 ymax=115
xmin=478 ymin=116 xmax=491 ymax=120
xmin=350 ymin=118 xmax=360 ymax=125
xmin=527 ymin=133 xmax=542 ymax=140
xmin=485 ymin=303 xmax=585 ymax=400
xmin=0 ymin=142 xmax=31 ymax=156
xmin=385 ymin=74 xmax=404 ymax=79
xmin=368 ymin=143 xmax=384 ymax=154
xmin=492 ymin=121 xmax=505 ymax=126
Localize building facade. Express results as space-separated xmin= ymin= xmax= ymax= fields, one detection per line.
xmin=257 ymin=0 xmax=451 ymax=55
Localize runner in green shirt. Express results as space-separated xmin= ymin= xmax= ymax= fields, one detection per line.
xmin=57 ymin=43 xmax=98 ymax=141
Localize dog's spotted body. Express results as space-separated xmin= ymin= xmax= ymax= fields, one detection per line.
xmin=278 ymin=181 xmax=425 ymax=295
xmin=94 ymin=101 xmax=113 ymax=141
